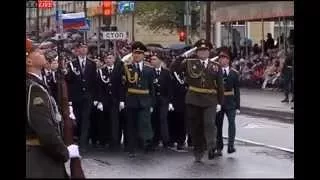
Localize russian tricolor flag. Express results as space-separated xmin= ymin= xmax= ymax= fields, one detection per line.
xmin=62 ymin=12 xmax=86 ymax=30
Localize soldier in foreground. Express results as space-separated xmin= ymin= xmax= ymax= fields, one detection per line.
xmin=123 ymin=41 xmax=155 ymax=157
xmin=26 ymin=39 xmax=81 ymax=178
xmin=215 ymin=47 xmax=240 ymax=156
xmin=172 ymin=39 xmax=224 ymax=162
xmin=150 ymin=52 xmax=174 ymax=149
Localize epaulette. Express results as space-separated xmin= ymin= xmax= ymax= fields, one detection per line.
xmin=144 ymin=63 xmax=153 ymax=68
xmin=231 ymin=67 xmax=239 ymax=74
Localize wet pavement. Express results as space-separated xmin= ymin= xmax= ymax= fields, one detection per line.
xmin=224 ymin=114 xmax=294 ymax=151
xmin=66 ymin=141 xmax=293 ymax=178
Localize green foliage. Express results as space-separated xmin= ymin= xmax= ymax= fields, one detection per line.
xmin=135 ymin=1 xmax=199 ymax=35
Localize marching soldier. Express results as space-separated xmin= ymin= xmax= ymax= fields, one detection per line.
xmin=26 ymin=39 xmax=81 ymax=178
xmin=64 ymin=42 xmax=98 ymax=152
xmin=215 ymin=47 xmax=240 ymax=156
xmin=168 ymin=59 xmax=188 ymax=150
xmin=172 ymin=39 xmax=224 ymax=162
xmin=150 ymin=53 xmax=174 ymax=149
xmin=123 ymin=41 xmax=155 ymax=157
xmin=96 ymin=52 xmax=126 ymax=150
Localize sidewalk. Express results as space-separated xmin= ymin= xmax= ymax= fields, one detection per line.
xmin=240 ymin=88 xmax=294 ymax=122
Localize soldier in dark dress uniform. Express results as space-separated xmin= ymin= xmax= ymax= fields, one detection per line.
xmin=168 ymin=57 xmax=188 ymax=150
xmin=64 ymin=42 xmax=98 ymax=152
xmin=172 ymin=39 xmax=224 ymax=162
xmin=149 ymin=53 xmax=174 ymax=149
xmin=215 ymin=47 xmax=240 ymax=156
xmin=96 ymin=52 xmax=126 ymax=150
xmin=123 ymin=41 xmax=155 ymax=157
xmin=26 ymin=39 xmax=80 ymax=178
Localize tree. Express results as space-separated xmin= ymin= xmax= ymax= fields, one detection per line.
xmin=135 ymin=1 xmax=200 ymax=36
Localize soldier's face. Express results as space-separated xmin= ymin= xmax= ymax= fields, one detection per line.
xmin=132 ymin=51 xmax=144 ymax=63
xmin=79 ymin=46 xmax=88 ymax=56
xmin=27 ymin=49 xmax=47 ymax=68
xmin=196 ymin=49 xmax=210 ymax=59
xmin=104 ymin=55 xmax=115 ymax=66
xmin=50 ymin=60 xmax=59 ymax=71
xmin=150 ymin=56 xmax=161 ymax=67
xmin=219 ymin=54 xmax=230 ymax=67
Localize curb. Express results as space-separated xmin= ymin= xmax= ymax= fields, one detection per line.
xmin=240 ymin=106 xmax=294 ymax=123
xmin=224 ymin=136 xmax=294 ymax=154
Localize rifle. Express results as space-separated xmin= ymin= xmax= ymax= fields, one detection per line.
xmin=56 ymin=38 xmax=85 ymax=178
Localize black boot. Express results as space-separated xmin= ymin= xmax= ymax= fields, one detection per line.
xmin=227 ymin=145 xmax=236 ymax=154
xmin=208 ymin=148 xmax=216 ymax=160
xmin=215 ymin=149 xmax=223 ymax=156
xmin=281 ymin=98 xmax=289 ymax=103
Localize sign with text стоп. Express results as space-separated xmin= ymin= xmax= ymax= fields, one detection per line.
xmin=102 ymin=31 xmax=127 ymax=40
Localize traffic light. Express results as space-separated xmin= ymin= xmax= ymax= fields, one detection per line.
xmin=102 ymin=1 xmax=113 ymax=16
xmin=179 ymin=31 xmax=186 ymax=42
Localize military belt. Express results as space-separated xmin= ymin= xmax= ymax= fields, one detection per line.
xmin=128 ymin=88 xmax=150 ymax=95
xmin=224 ymin=91 xmax=234 ymax=96
xmin=26 ymin=138 xmax=41 ymax=146
xmin=188 ymin=86 xmax=217 ymax=94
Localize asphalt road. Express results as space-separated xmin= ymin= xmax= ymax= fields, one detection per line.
xmin=65 ymin=114 xmax=294 ymax=178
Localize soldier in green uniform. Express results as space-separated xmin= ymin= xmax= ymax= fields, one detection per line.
xmin=123 ymin=41 xmax=155 ymax=157
xmin=26 ymin=39 xmax=81 ymax=178
xmin=173 ymin=39 xmax=224 ymax=162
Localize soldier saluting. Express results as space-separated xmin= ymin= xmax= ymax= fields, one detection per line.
xmin=173 ymin=39 xmax=224 ymax=162
xmin=123 ymin=41 xmax=155 ymax=157
xmin=215 ymin=47 xmax=240 ymax=156
xmin=26 ymin=39 xmax=81 ymax=178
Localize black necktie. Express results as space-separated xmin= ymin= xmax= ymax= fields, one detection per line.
xmin=223 ymin=69 xmax=228 ymax=77
xmin=202 ymin=61 xmax=206 ymax=68
xmin=156 ymin=70 xmax=160 ymax=76
xmin=136 ymin=63 xmax=140 ymax=73
xmin=109 ymin=68 xmax=112 ymax=74
xmin=81 ymin=60 xmax=85 ymax=73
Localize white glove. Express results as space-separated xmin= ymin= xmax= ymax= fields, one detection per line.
xmin=150 ymin=107 xmax=154 ymax=113
xmin=69 ymin=106 xmax=76 ymax=120
xmin=119 ymin=101 xmax=125 ymax=111
xmin=97 ymin=102 xmax=103 ymax=111
xmin=168 ymin=103 xmax=174 ymax=111
xmin=236 ymin=109 xmax=241 ymax=114
xmin=93 ymin=101 xmax=98 ymax=106
xmin=216 ymin=104 xmax=221 ymax=112
xmin=67 ymin=144 xmax=81 ymax=158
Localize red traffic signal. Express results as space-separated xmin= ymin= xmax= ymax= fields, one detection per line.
xmin=103 ymin=1 xmax=113 ymax=16
xmin=179 ymin=31 xmax=186 ymax=42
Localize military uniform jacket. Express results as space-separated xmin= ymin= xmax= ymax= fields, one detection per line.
xmin=65 ymin=57 xmax=98 ymax=103
xmin=153 ymin=67 xmax=173 ymax=105
xmin=44 ymin=71 xmax=58 ymax=102
xmin=26 ymin=73 xmax=69 ymax=178
xmin=179 ymin=58 xmax=224 ymax=107
xmin=123 ymin=62 xmax=155 ymax=108
xmin=222 ymin=68 xmax=240 ymax=110
xmin=171 ymin=71 xmax=188 ymax=111
xmin=97 ymin=62 xmax=126 ymax=107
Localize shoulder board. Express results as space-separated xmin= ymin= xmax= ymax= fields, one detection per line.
xmin=212 ymin=61 xmax=220 ymax=65
xmin=231 ymin=68 xmax=239 ymax=74
xmin=144 ymin=63 xmax=153 ymax=68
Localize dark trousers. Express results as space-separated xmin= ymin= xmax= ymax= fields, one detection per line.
xmin=73 ymin=94 xmax=93 ymax=148
xmin=89 ymin=107 xmax=101 ymax=145
xmin=119 ymin=109 xmax=128 ymax=147
xmin=102 ymin=102 xmax=120 ymax=147
xmin=151 ymin=102 xmax=170 ymax=145
xmin=283 ymin=70 xmax=293 ymax=99
xmin=168 ymin=110 xmax=186 ymax=146
xmin=216 ymin=108 xmax=236 ymax=150
xmin=126 ymin=107 xmax=153 ymax=153
xmin=187 ymin=104 xmax=217 ymax=156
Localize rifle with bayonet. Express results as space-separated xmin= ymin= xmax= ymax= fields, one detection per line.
xmin=56 ymin=38 xmax=85 ymax=178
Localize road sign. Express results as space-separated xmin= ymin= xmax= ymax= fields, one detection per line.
xmin=102 ymin=31 xmax=127 ymax=40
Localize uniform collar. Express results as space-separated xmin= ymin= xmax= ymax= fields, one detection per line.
xmin=155 ymin=66 xmax=162 ymax=72
xmin=107 ymin=64 xmax=114 ymax=70
xmin=28 ymin=72 xmax=43 ymax=81
xmin=223 ymin=66 xmax=230 ymax=75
